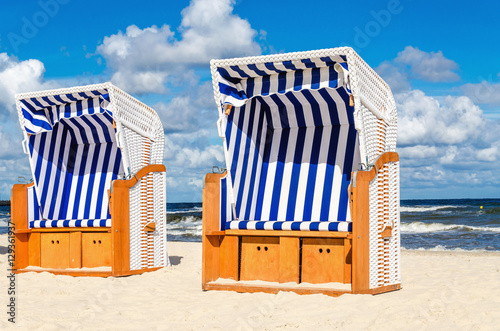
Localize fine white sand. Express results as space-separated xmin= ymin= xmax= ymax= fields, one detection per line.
xmin=1 ymin=234 xmax=499 ymax=330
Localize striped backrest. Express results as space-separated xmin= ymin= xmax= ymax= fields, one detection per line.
xmin=19 ymin=90 xmax=123 ymax=227
xmin=214 ymin=56 xmax=360 ymax=228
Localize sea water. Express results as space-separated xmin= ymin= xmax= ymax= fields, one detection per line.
xmin=1 ymin=199 xmax=499 ymax=251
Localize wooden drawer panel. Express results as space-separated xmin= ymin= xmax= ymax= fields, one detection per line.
xmin=82 ymin=233 xmax=111 ymax=268
xmin=40 ymin=233 xmax=70 ymax=269
xmin=240 ymin=236 xmax=279 ymax=282
xmin=301 ymin=238 xmax=344 ymax=283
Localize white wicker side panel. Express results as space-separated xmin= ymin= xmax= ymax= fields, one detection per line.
xmin=129 ymin=178 xmax=142 ymax=270
xmin=388 ymin=161 xmax=401 ymax=284
xmin=360 ymin=104 xmax=400 ymax=289
xmin=154 ymin=171 xmax=168 ymax=267
xmin=114 ymin=91 xmax=166 ymax=271
xmin=123 ymin=127 xmax=154 ymax=271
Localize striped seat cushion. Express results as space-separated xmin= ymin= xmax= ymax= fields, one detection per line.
xmin=216 ymin=58 xmax=359 ymax=232
xmin=226 ymin=220 xmax=352 ymax=232
xmin=30 ymin=219 xmax=111 ymax=228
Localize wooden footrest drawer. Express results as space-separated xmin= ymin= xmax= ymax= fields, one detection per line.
xmin=240 ymin=236 xmax=279 ymax=282
xmin=301 ymin=238 xmax=345 ymax=283
xmin=82 ymin=233 xmax=111 ymax=268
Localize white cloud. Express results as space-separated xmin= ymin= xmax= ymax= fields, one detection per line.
xmin=461 ymin=81 xmax=500 ymax=106
xmin=396 ymin=90 xmax=485 ymax=146
xmin=392 ymin=77 xmax=500 ymax=198
xmin=97 ymin=0 xmax=262 ymax=94
xmin=376 ymin=61 xmax=411 ymax=93
xmin=394 ymin=46 xmax=460 ymax=82
xmin=0 ymin=53 xmax=57 ymax=116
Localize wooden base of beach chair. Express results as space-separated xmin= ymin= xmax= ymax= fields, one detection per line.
xmin=11 ymin=165 xmax=166 ymax=277
xmin=202 ymin=152 xmax=401 ymax=296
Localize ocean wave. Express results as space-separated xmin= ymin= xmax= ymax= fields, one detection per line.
xmin=166 ymin=216 xmax=202 ymax=237
xmin=400 ymin=205 xmax=461 ymax=213
xmin=402 ymin=245 xmax=499 ymax=252
xmin=0 ymin=217 xmax=11 ymax=226
xmin=167 ymin=207 xmax=202 ymax=214
xmin=401 ymin=221 xmax=500 ymax=233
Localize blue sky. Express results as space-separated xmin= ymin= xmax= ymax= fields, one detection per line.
xmin=0 ymin=0 xmax=499 ymax=201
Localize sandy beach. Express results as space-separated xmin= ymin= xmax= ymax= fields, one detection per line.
xmin=1 ymin=234 xmax=499 ymax=330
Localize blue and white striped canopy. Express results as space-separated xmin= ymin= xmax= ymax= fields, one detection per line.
xmin=216 ymin=54 xmax=350 ymax=109
xmin=19 ymin=88 xmax=123 ymax=228
xmin=213 ymin=54 xmax=359 ymax=232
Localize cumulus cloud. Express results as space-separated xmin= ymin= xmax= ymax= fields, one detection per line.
xmin=0 ymin=53 xmax=56 ymax=115
xmin=461 ymin=81 xmax=500 ymax=106
xmin=376 ymin=61 xmax=411 ymax=93
xmin=394 ymin=46 xmax=460 ymax=82
xmin=395 ymin=87 xmax=500 ymax=197
xmin=97 ymin=0 xmax=262 ymax=94
xmin=397 ymin=90 xmax=486 ymax=146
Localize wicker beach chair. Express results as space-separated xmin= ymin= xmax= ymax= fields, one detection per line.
xmin=202 ymin=47 xmax=401 ymax=296
xmin=11 ymin=83 xmax=168 ymax=276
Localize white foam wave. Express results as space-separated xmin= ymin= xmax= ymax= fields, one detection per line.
xmin=400 ymin=205 xmax=460 ymax=213
xmin=167 ymin=207 xmax=202 ymax=214
xmin=401 ymin=222 xmax=500 ymax=233
xmin=0 ymin=217 xmax=11 ymax=226
xmin=166 ymin=216 xmax=202 ymax=236
xmin=402 ymin=245 xmax=498 ymax=253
